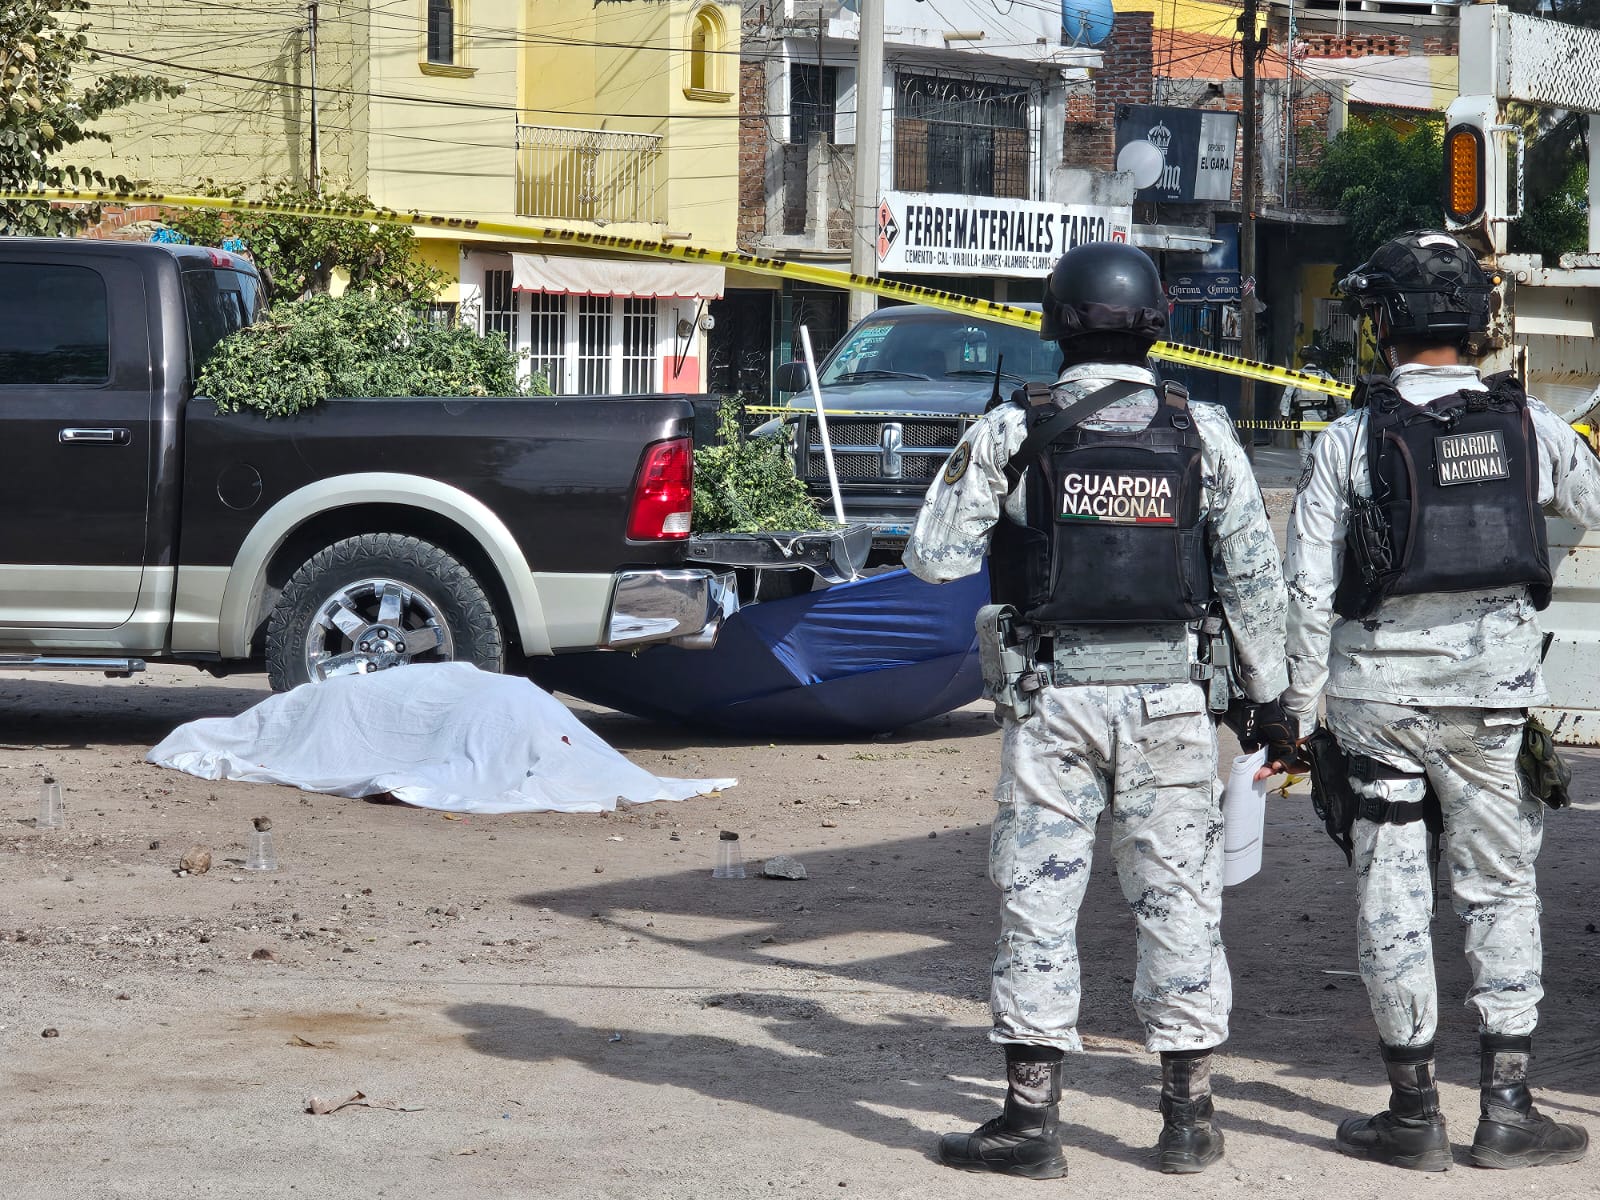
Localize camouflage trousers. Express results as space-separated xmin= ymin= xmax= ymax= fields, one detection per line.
xmin=988 ymin=681 xmax=1230 ymax=1054
xmin=1326 ymin=698 xmax=1544 ymax=1048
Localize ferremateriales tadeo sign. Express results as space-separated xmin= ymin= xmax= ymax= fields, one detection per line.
xmin=875 ymin=191 xmax=1133 ymax=276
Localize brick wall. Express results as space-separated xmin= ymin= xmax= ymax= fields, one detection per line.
xmin=1300 ymin=32 xmax=1407 ymax=58
xmin=79 ymin=205 xmax=167 ymax=240
xmin=737 ymin=59 xmax=769 ymax=248
xmin=1288 ymin=84 xmax=1335 ymax=206
xmin=1063 ymin=11 xmax=1154 ymax=172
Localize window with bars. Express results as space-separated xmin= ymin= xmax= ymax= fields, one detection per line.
xmin=790 ymin=64 xmax=838 ymax=145
xmin=528 ymin=292 xmax=566 ymax=394
xmin=893 ymin=73 xmax=1033 ymax=199
xmin=427 ymin=0 xmax=455 ymax=65
xmin=482 ymin=269 xmax=517 ymax=349
xmin=621 ymin=299 xmax=657 ymax=394
xmin=423 ymin=301 xmax=459 ymax=329
xmin=494 ymin=284 xmax=662 ymax=394
xmin=576 ymin=296 xmax=614 ymax=394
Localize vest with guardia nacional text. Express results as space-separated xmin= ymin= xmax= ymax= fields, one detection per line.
xmin=989 ymin=380 xmax=1214 ymax=625
xmin=1333 ymin=371 xmax=1552 ymax=619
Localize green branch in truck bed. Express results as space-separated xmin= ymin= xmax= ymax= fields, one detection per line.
xmin=196 ymin=292 xmax=546 ymax=417
xmin=693 ymin=397 xmax=826 ymax=534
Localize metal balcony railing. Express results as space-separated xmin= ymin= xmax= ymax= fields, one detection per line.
xmin=515 ymin=124 xmax=665 ymax=225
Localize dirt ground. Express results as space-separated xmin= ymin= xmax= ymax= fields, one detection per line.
xmin=5 ymin=665 xmax=1600 ymax=1200
xmin=4 ymin=471 xmax=1600 ymax=1198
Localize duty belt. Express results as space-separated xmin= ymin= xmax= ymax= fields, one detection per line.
xmin=1037 ymin=623 xmax=1198 ymax=688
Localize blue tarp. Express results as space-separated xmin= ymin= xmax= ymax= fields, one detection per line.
xmin=527 ymin=567 xmax=988 ymax=736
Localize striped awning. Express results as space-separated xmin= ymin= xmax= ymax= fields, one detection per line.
xmin=511 ymin=253 xmax=724 ymax=299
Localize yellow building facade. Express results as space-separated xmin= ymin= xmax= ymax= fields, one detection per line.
xmin=80 ymin=0 xmax=740 ymax=394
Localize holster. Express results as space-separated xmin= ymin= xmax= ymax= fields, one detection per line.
xmin=1348 ymin=754 xmax=1442 ymax=833
xmin=1303 ymin=725 xmax=1358 ymax=865
xmin=1347 ymin=751 xmax=1446 ymax=915
xmin=976 ymin=604 xmax=1045 ymax=724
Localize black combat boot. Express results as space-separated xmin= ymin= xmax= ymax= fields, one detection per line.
xmin=1157 ymin=1048 xmax=1225 ymax=1173
xmin=1335 ymin=1041 xmax=1452 ymax=1171
xmin=939 ymin=1045 xmax=1069 ymax=1180
xmin=1469 ymin=1033 xmax=1589 ymax=1169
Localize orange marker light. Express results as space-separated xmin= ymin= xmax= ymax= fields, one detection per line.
xmin=1444 ymin=125 xmax=1485 ymax=223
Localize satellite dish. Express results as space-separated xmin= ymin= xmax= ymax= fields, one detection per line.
xmin=1117 ymin=139 xmax=1165 ymax=189
xmin=1061 ymin=0 xmax=1115 ymax=47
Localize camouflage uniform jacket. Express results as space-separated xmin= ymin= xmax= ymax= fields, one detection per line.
xmin=1283 ymin=362 xmax=1600 ymax=734
xmin=904 ymin=362 xmax=1289 ymax=702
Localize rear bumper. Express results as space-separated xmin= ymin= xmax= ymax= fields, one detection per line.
xmin=604 ymin=568 xmax=739 ymax=650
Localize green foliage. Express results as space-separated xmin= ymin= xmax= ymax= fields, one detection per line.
xmin=0 ymin=0 xmax=181 ymax=235
xmin=692 ymin=398 xmax=826 ymax=533
xmin=1303 ymin=118 xmax=1444 ymax=269
xmin=1511 ymin=159 xmax=1589 ymax=264
xmin=196 ymin=292 xmax=543 ymax=418
xmin=163 ymin=183 xmax=445 ymax=304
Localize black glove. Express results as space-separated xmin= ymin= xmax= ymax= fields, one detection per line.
xmin=1222 ymin=698 xmax=1306 ymax=770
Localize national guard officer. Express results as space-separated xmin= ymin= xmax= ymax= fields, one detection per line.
xmin=1275 ymin=229 xmax=1600 ymax=1171
xmin=905 ymin=241 xmax=1293 ymax=1179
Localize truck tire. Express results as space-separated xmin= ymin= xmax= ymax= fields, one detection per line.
xmin=265 ymin=533 xmax=504 ymax=691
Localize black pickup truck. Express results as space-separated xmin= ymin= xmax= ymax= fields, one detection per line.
xmin=0 ymin=238 xmax=746 ymax=689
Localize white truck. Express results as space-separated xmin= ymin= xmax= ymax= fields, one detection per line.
xmin=1443 ymin=6 xmax=1600 ymax=743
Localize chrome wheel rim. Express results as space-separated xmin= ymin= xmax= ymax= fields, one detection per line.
xmin=303 ymin=576 xmax=455 ymax=682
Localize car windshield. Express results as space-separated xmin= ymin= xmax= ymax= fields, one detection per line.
xmin=818 ymin=310 xmax=1060 ymax=386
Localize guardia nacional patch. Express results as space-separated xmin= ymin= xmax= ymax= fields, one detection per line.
xmin=1434 ymin=429 xmax=1509 ymax=486
xmin=943 ymin=442 xmax=972 ymax=484
xmin=1057 ymin=469 xmax=1178 ymax=524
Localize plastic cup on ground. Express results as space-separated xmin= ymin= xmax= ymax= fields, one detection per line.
xmin=36 ymin=781 xmax=65 ymax=831
xmin=244 ymin=828 xmax=278 ymax=871
xmin=713 ymin=830 xmax=745 ymax=879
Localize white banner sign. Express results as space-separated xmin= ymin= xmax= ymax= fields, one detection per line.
xmin=875 ymin=191 xmax=1134 ymax=277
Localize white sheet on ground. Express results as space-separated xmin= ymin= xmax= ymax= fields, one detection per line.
xmin=146 ymin=663 xmax=736 ymax=814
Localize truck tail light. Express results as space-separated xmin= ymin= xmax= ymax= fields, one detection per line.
xmin=1444 ymin=124 xmax=1485 ymax=224
xmin=627 ymin=437 xmax=694 ymax=540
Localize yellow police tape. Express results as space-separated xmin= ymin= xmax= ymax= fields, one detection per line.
xmin=1 ymin=188 xmax=1356 ymax=399
xmin=747 ymin=404 xmax=1338 ymax=431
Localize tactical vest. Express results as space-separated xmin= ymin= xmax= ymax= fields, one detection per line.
xmin=1333 ymin=371 xmax=1552 ymax=619
xmin=990 ymin=380 xmax=1214 ymax=625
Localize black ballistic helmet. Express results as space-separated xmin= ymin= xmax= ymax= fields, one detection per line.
xmin=1337 ymin=229 xmax=1492 ymax=347
xmin=1040 ymin=241 xmax=1168 ymax=343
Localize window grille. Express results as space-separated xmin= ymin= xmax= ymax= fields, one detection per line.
xmin=482 ymin=269 xmax=517 ymax=349
xmin=892 ymin=73 xmax=1034 ymax=199
xmin=621 ymin=299 xmax=658 ymax=393
xmin=790 ymin=64 xmax=838 ymax=145
xmin=1314 ymin=298 xmax=1359 ymax=384
xmin=423 ymin=302 xmax=459 ymax=329
xmin=577 ymin=296 xmax=613 ymax=394
xmin=528 ymin=292 xmax=566 ymax=394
